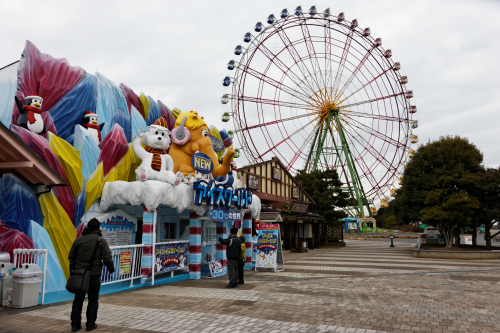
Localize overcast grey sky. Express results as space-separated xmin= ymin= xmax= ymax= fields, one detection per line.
xmin=1 ymin=0 xmax=499 ymax=168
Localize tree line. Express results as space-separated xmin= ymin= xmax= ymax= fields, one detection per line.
xmin=378 ymin=135 xmax=500 ymax=249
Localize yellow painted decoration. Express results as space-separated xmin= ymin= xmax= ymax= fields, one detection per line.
xmin=40 ymin=191 xmax=76 ymax=279
xmin=128 ymin=142 xmax=142 ymax=182
xmin=85 ymin=163 xmax=104 ymax=211
xmin=171 ymin=108 xmax=182 ymax=120
xmin=48 ymin=132 xmax=83 ymax=198
xmin=104 ymin=150 xmax=131 ymax=183
xmin=210 ymin=125 xmax=225 ymax=160
xmin=139 ymin=93 xmax=149 ymax=120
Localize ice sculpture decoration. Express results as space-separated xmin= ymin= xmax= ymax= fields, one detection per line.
xmin=133 ymin=117 xmax=184 ymax=185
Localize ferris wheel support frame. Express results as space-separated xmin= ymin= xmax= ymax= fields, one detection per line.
xmin=305 ymin=107 xmax=371 ymax=218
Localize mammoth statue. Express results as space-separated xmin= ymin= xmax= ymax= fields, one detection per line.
xmin=169 ymin=111 xmax=235 ymax=177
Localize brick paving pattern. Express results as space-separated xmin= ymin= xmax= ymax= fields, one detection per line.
xmin=1 ymin=239 xmax=499 ymax=332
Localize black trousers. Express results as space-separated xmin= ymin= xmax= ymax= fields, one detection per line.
xmin=227 ymin=260 xmax=238 ymax=286
xmin=238 ymin=261 xmax=244 ymax=283
xmin=71 ymin=275 xmax=101 ymax=328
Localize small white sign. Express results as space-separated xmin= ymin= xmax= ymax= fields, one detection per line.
xmin=464 ymin=235 xmax=472 ymax=245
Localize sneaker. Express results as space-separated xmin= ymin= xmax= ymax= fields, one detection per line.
xmin=86 ymin=324 xmax=98 ymax=331
xmin=238 ymin=281 xmax=244 ymax=284
xmin=71 ymin=325 xmax=81 ymax=332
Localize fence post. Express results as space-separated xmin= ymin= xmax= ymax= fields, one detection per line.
xmin=242 ymin=214 xmax=252 ymax=270
xmin=141 ymin=209 xmax=155 ymax=283
xmin=40 ymin=250 xmax=47 ymax=305
xmin=216 ymin=221 xmax=227 ymax=275
xmin=189 ymin=212 xmax=201 ymax=280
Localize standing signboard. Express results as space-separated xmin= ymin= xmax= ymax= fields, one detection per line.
xmin=208 ymin=259 xmax=224 ymax=278
xmin=255 ymin=223 xmax=283 ymax=271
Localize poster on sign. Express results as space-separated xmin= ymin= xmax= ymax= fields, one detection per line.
xmin=119 ymin=251 xmax=131 ymax=275
xmin=208 ymin=259 xmax=224 ymax=278
xmin=155 ymin=242 xmax=189 ymax=274
xmin=96 ymin=210 xmax=136 ymax=246
xmin=255 ymin=223 xmax=279 ymax=270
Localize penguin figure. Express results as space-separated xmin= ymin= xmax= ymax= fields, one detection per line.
xmin=82 ymin=111 xmax=105 ymax=147
xmin=15 ymin=95 xmax=45 ymax=134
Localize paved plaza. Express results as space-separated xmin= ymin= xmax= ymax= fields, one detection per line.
xmin=1 ymin=239 xmax=500 ymax=333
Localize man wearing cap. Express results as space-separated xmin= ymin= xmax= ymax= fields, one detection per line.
xmin=68 ymin=218 xmax=114 ymax=332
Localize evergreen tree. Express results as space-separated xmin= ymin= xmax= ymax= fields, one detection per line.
xmin=295 ymin=168 xmax=348 ymax=227
xmin=397 ymin=136 xmax=482 ymax=248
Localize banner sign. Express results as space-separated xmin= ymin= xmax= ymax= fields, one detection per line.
xmin=155 ymin=242 xmax=188 ymax=274
xmin=191 ymin=152 xmax=214 ymax=174
xmin=208 ymin=259 xmax=224 ymax=278
xmin=119 ymin=251 xmax=131 ymax=275
xmin=255 ymin=223 xmax=279 ymax=268
xmin=207 ymin=207 xmax=243 ymax=222
xmin=193 ymin=180 xmax=252 ymax=209
xmin=209 ymin=134 xmax=225 ymax=152
xmin=290 ymin=201 xmax=308 ymax=213
xmin=99 ymin=214 xmax=134 ymax=246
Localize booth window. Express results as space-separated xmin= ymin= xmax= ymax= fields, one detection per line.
xmin=204 ymin=224 xmax=216 ymax=239
xmin=164 ymin=223 xmax=176 ymax=240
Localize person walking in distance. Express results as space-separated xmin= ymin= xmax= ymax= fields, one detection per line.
xmin=238 ymin=235 xmax=246 ymax=285
xmin=68 ymin=218 xmax=114 ymax=332
xmin=218 ymin=227 xmax=242 ymax=288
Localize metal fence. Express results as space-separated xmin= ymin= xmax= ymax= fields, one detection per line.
xmin=12 ymin=249 xmax=47 ymax=304
xmin=201 ymin=238 xmax=216 ymax=264
xmin=101 ymin=244 xmax=143 ymax=287
xmin=319 ymin=224 xmax=344 ymax=242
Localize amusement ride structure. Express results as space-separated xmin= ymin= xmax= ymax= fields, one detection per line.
xmin=220 ymin=6 xmax=418 ymax=217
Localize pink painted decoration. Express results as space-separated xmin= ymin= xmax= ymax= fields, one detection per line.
xmin=10 ymin=125 xmax=75 ymax=219
xmin=98 ymin=123 xmax=129 ymax=176
xmin=157 ymin=100 xmax=175 ymax=130
xmin=12 ymin=41 xmax=86 ymax=128
xmin=0 ymin=224 xmax=34 ymax=262
xmin=76 ymin=221 xmax=85 ymax=238
xmin=119 ymin=83 xmax=145 ymax=118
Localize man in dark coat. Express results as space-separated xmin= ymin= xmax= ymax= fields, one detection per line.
xmin=218 ymin=227 xmax=242 ymax=288
xmin=68 ymin=218 xmax=114 ymax=332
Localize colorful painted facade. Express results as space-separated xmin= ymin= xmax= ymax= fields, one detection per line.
xmin=0 ymin=41 xmax=260 ymax=295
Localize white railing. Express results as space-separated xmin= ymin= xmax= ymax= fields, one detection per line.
xmin=201 ymin=238 xmax=216 ymax=264
xmin=101 ymin=244 xmax=143 ymax=287
xmin=12 ymin=249 xmax=47 ymax=305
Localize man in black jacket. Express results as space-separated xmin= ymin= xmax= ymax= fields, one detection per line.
xmin=218 ymin=227 xmax=242 ymax=288
xmin=68 ymin=218 xmax=114 ymax=332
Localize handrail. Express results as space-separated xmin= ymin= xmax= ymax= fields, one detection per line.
xmin=101 ymin=244 xmax=143 ymax=287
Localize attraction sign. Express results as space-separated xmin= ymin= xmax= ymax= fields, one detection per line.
xmin=207 ymin=207 xmax=243 ymax=222
xmin=193 ymin=180 xmax=252 ymax=209
xmin=209 ymin=134 xmax=224 ymax=152
xmin=191 ymin=152 xmax=214 ymax=174
xmin=255 ymin=223 xmax=279 ymax=269
xmin=155 ymin=241 xmax=188 ymax=274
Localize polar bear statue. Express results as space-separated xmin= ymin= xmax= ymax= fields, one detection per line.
xmin=133 ymin=117 xmax=184 ymax=185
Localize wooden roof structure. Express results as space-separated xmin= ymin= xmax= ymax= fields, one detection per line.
xmin=0 ymin=122 xmax=66 ymax=186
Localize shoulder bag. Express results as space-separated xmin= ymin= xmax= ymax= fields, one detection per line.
xmin=66 ymin=236 xmax=102 ymax=294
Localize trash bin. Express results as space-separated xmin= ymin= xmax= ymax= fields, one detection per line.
xmin=1 ymin=263 xmax=16 ymax=304
xmin=2 ymin=266 xmax=16 ymax=307
xmin=0 ymin=252 xmax=10 ymax=263
xmin=12 ymin=264 xmax=43 ymax=308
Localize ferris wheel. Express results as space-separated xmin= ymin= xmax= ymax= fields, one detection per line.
xmin=220 ymin=6 xmax=418 ymax=217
